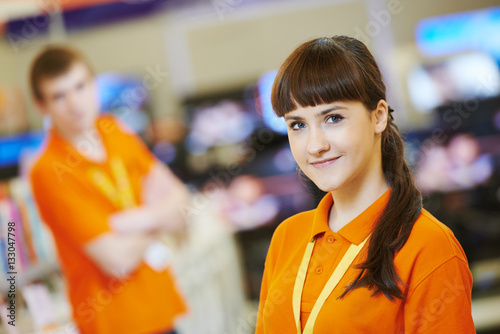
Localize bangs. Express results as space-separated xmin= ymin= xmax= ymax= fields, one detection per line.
xmin=271 ymin=37 xmax=378 ymax=117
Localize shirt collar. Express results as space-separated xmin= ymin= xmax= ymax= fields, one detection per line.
xmin=310 ymin=187 xmax=392 ymax=245
xmin=48 ymin=117 xmax=104 ymax=162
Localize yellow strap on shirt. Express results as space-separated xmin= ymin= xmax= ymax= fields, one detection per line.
xmin=88 ymin=157 xmax=136 ymax=209
xmin=109 ymin=157 xmax=135 ymax=208
xmin=292 ymin=234 xmax=370 ymax=334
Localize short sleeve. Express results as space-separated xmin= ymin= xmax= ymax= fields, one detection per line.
xmin=30 ymin=166 xmax=111 ymax=247
xmin=256 ymin=255 xmax=271 ymax=334
xmin=256 ymin=223 xmax=285 ymax=334
xmin=404 ymin=256 xmax=475 ymax=333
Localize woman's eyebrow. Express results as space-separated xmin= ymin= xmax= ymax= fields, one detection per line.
xmin=315 ymin=106 xmax=347 ymax=117
xmin=284 ymin=106 xmax=348 ymax=121
xmin=284 ymin=115 xmax=303 ymax=121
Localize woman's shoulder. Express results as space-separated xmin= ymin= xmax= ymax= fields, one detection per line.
xmin=395 ymin=208 xmax=473 ymax=300
xmin=395 ymin=208 xmax=469 ymax=282
xmin=265 ymin=208 xmax=318 ymax=265
xmin=408 ymin=208 xmax=467 ymax=259
xmin=271 ymin=208 xmax=317 ymax=242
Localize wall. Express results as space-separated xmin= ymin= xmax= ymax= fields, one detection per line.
xmin=0 ymin=0 xmax=497 ymax=130
xmin=389 ymin=0 xmax=500 ymax=128
xmin=0 ymin=0 xmax=370 ymax=128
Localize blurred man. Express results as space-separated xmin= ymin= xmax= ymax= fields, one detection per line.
xmin=29 ymin=46 xmax=188 ymax=334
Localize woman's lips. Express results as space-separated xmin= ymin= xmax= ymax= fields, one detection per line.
xmin=310 ymin=156 xmax=340 ymax=169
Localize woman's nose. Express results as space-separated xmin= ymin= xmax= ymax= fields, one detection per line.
xmin=307 ymin=128 xmax=330 ymax=156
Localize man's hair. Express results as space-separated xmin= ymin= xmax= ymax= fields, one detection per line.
xmin=29 ymin=46 xmax=94 ymax=101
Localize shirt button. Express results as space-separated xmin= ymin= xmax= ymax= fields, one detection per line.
xmin=327 ymin=236 xmax=335 ymax=244
xmin=315 ymin=266 xmax=323 ymax=274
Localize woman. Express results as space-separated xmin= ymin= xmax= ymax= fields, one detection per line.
xmin=256 ymin=36 xmax=474 ymax=333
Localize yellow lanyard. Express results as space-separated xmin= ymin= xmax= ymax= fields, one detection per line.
xmin=88 ymin=157 xmax=136 ymax=209
xmin=292 ymin=234 xmax=370 ymax=334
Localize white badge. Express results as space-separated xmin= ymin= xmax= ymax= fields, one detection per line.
xmin=144 ymin=241 xmax=173 ymax=272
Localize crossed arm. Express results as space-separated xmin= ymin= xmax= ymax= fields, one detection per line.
xmin=84 ymin=161 xmax=190 ymax=278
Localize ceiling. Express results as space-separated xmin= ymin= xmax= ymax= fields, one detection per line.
xmin=0 ymin=0 xmax=124 ymax=22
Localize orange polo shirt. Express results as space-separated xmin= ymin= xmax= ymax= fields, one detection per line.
xmin=256 ymin=188 xmax=475 ymax=333
xmin=30 ymin=114 xmax=186 ymax=334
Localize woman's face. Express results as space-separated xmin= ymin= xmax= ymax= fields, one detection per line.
xmin=284 ymin=101 xmax=387 ymax=192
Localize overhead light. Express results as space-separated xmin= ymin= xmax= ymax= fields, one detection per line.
xmin=0 ymin=1 xmax=41 ymax=22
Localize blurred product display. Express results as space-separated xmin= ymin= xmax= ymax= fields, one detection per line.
xmin=0 ymin=86 xmax=30 ymax=136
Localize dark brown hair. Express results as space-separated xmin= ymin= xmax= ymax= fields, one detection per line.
xmin=30 ymin=46 xmax=93 ymax=101
xmin=272 ymin=36 xmax=422 ymax=300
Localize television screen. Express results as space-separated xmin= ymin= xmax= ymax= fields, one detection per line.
xmin=407 ymin=52 xmax=500 ymax=113
xmin=415 ymin=6 xmax=500 ymax=62
xmin=256 ymin=70 xmax=287 ymax=135
xmin=0 ymin=132 xmax=44 ymax=180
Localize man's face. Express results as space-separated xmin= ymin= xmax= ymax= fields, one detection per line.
xmin=37 ymin=62 xmax=99 ymax=136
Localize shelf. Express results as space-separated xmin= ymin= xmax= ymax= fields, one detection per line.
xmin=472 ymin=294 xmax=500 ymax=331
xmin=0 ymin=260 xmax=59 ymax=294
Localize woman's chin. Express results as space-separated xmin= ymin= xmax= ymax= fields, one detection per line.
xmin=315 ymin=182 xmax=340 ymax=193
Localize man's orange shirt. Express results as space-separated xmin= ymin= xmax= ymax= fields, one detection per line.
xmin=256 ymin=188 xmax=475 ymax=333
xmin=30 ymin=114 xmax=186 ymax=334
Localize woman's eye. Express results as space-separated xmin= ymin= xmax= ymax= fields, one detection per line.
xmin=326 ymin=114 xmax=344 ymax=123
xmin=290 ymin=121 xmax=306 ymax=130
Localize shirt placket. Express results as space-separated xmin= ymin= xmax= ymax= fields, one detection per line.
xmin=302 ymin=232 xmax=345 ymax=305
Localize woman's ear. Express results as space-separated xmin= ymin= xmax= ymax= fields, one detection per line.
xmin=373 ymin=99 xmax=389 ymax=134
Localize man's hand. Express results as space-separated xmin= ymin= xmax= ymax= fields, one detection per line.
xmin=141 ymin=161 xmax=171 ymax=205
xmin=110 ymin=161 xmax=190 ymax=234
xmin=85 ymin=232 xmax=154 ymax=278
xmin=109 ymin=206 xmax=157 ymax=233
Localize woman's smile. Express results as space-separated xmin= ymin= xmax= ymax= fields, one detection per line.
xmin=309 ymin=156 xmax=341 ymax=169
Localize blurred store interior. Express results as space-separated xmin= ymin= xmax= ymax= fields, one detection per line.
xmin=1 ymin=0 xmax=500 ymax=333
